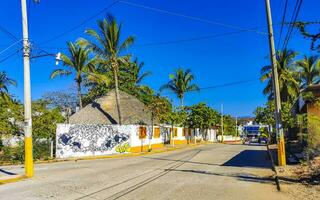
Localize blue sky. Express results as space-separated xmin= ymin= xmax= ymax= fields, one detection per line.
xmin=0 ymin=0 xmax=319 ymax=116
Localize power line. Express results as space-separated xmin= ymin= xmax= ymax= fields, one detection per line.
xmin=38 ymin=0 xmax=119 ymax=46
xmin=0 ymin=25 xmax=19 ymax=41
xmin=118 ymin=0 xmax=268 ymax=35
xmin=161 ymin=78 xmax=260 ymax=96
xmin=281 ymin=0 xmax=303 ymax=50
xmin=0 ymin=49 xmax=22 ymax=64
xmin=37 ymin=29 xmax=261 ymax=51
xmin=276 ymin=0 xmax=289 ymax=50
xmin=0 ymin=39 xmax=23 ymax=55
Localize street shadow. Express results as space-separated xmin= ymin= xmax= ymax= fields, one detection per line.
xmin=142 ymin=156 xmax=220 ymax=167
xmin=167 ymin=168 xmax=275 ymax=184
xmin=222 ymin=150 xmax=272 ymax=169
xmin=0 ymin=168 xmax=17 ymax=175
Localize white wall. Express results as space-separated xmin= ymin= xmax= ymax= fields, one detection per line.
xmin=217 ymin=135 xmax=241 ymax=142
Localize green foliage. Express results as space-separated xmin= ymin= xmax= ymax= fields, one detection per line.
xmin=294 ymin=55 xmax=320 ymax=88
xmin=160 ymin=68 xmax=199 ymax=107
xmin=51 ymin=41 xmax=96 ymax=108
xmin=223 ymin=115 xmax=237 ymax=136
xmin=147 ymin=94 xmax=172 ymax=124
xmin=294 ymin=22 xmax=320 ymax=52
xmin=185 ymin=103 xmax=220 ymax=130
xmin=32 ymin=100 xmax=65 ymax=141
xmin=115 ymin=142 xmax=130 ymax=154
xmin=1 ymin=141 xmax=24 ymax=164
xmin=0 ymin=71 xmax=16 ymax=102
xmin=260 ymin=49 xmax=299 ymax=102
xmin=0 ymin=99 xmax=23 ymax=138
xmin=254 ymin=101 xmax=296 ymax=130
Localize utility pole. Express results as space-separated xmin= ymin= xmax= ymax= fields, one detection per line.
xmin=265 ymin=0 xmax=286 ymax=166
xmin=21 ymin=0 xmax=34 ymax=177
xmin=221 ymin=104 xmax=224 ymax=143
xmin=235 ymin=116 xmax=238 ymax=136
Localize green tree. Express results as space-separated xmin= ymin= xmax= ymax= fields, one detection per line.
xmin=223 ymin=115 xmax=237 ymax=136
xmin=160 ymin=68 xmax=199 ymax=107
xmin=185 ymin=103 xmax=220 ymax=139
xmin=294 ymin=55 xmax=320 ymax=89
xmin=81 ymin=15 xmax=135 ymax=124
xmin=0 ymin=71 xmax=16 ymax=101
xmin=32 ymin=100 xmax=65 ymax=141
xmin=260 ymin=49 xmax=299 ymax=102
xmin=50 ymin=41 xmax=95 ymax=109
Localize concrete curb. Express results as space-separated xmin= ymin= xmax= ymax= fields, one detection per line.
xmin=267 ymin=145 xmax=281 ymax=191
xmin=0 ymin=175 xmax=26 ymax=185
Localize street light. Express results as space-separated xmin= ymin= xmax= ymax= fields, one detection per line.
xmin=30 ymin=52 xmax=62 ymax=65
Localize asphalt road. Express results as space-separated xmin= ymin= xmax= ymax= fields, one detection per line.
xmin=0 ymin=143 xmax=291 ymax=200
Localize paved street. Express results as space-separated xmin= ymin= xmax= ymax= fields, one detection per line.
xmin=0 ymin=144 xmax=290 ymax=200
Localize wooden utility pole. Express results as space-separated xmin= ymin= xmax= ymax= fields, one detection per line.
xmin=265 ymin=0 xmax=286 ymax=166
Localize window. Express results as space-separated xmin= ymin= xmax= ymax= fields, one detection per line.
xmin=183 ymin=128 xmax=187 ymax=136
xmin=154 ymin=127 xmax=160 ymax=138
xmin=139 ymin=126 xmax=147 ymax=139
xmin=170 ymin=128 xmax=178 ymax=137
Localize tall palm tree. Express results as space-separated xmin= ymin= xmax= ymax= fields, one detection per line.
xmin=260 ymin=49 xmax=299 ymax=102
xmin=160 ymin=68 xmax=199 ymax=107
xmin=80 ymin=15 xmax=135 ymax=125
xmin=0 ymin=71 xmax=16 ymax=101
xmin=129 ymin=58 xmax=152 ymax=85
xmin=50 ymin=41 xmax=95 ymax=109
xmin=294 ymin=55 xmax=320 ymax=89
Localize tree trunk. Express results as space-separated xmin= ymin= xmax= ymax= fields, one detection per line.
xmin=180 ymin=96 xmax=184 ymax=108
xmin=77 ymin=81 xmax=82 ymax=109
xmin=149 ymin=114 xmax=154 ymax=151
xmin=113 ymin=62 xmax=122 ymax=125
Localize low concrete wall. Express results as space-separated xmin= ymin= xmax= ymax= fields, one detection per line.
xmin=217 ymin=135 xmax=240 ymax=142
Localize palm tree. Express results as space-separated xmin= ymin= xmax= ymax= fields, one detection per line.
xmin=294 ymin=55 xmax=320 ymax=89
xmin=50 ymin=41 xmax=95 ymax=109
xmin=260 ymin=49 xmax=299 ymax=102
xmin=130 ymin=58 xmax=152 ymax=85
xmin=0 ymin=71 xmax=16 ymax=101
xmin=80 ymin=15 xmax=135 ymax=125
xmin=160 ymin=68 xmax=199 ymax=107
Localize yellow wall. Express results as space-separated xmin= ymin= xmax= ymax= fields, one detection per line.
xmin=130 ymin=143 xmax=164 ymax=153
xmin=170 ymin=139 xmax=188 ymax=145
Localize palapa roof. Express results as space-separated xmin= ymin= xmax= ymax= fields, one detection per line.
xmin=69 ymin=90 xmax=154 ymax=125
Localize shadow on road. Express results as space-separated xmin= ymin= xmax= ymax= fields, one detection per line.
xmin=222 ymin=150 xmax=272 ymax=169
xmin=0 ymin=168 xmax=17 ymax=176
xmin=167 ymin=168 xmax=275 ymax=184
xmin=142 ymin=156 xmax=220 ymax=167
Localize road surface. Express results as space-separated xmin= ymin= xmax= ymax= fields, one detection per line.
xmin=0 ymin=143 xmax=290 ymax=200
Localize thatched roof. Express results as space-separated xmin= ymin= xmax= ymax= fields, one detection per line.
xmin=69 ymin=90 xmax=154 ymax=125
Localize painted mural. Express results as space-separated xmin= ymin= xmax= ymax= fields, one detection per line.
xmin=56 ymin=124 xmax=132 ymax=158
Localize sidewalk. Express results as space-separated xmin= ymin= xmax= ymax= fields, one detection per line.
xmin=267 ymin=144 xmax=320 ymax=200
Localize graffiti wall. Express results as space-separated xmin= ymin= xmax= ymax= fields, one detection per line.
xmin=56 ymin=124 xmax=135 ymax=158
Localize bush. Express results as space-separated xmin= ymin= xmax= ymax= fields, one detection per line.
xmin=0 ymin=139 xmax=53 ymax=164
xmin=115 ymin=142 xmax=130 ymax=153
xmin=0 ymin=141 xmax=24 ymax=164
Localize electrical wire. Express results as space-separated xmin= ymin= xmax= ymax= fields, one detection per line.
xmin=0 ymin=49 xmax=22 ymax=64
xmin=276 ymin=0 xmax=289 ymax=50
xmin=118 ymin=0 xmax=268 ymax=35
xmin=0 ymin=39 xmax=23 ymax=55
xmin=38 ymin=0 xmax=119 ymax=46
xmin=281 ymin=0 xmax=303 ymax=50
xmin=0 ymin=25 xmax=19 ymax=41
